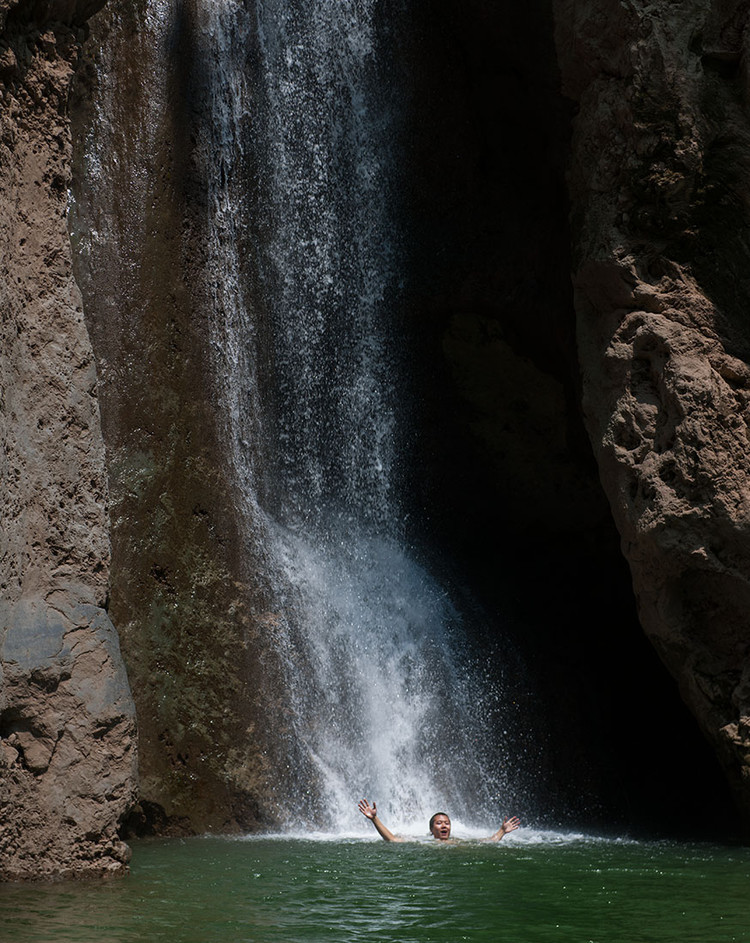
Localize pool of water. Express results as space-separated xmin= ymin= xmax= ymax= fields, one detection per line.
xmin=1 ymin=831 xmax=748 ymax=942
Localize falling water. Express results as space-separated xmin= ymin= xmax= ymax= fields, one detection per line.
xmin=251 ymin=2 xmax=403 ymax=531
xmin=190 ymin=0 xmax=516 ymax=832
xmin=249 ymin=0 xmax=514 ymax=831
xmin=174 ymin=0 xmax=517 ymax=832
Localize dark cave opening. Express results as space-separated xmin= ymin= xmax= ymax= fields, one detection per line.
xmin=400 ymin=0 xmax=741 ymax=840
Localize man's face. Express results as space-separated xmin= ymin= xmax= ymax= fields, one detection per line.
xmin=431 ymin=814 xmax=451 ymax=841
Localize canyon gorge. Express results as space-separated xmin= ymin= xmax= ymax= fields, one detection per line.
xmin=1 ymin=0 xmax=749 ymax=879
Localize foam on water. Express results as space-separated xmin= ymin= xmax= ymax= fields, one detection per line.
xmin=235 ymin=826 xmax=638 ymax=846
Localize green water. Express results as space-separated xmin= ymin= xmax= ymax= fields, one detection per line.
xmin=1 ymin=834 xmax=748 ymax=942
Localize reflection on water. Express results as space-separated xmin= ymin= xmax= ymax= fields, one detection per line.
xmin=1 ymin=835 xmax=749 ymax=943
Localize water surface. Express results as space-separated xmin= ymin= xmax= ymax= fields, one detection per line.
xmin=2 ymin=832 xmax=748 ymax=942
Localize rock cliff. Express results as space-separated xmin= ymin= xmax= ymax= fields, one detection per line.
xmin=554 ymin=0 xmax=750 ymax=829
xmin=0 ymin=0 xmax=137 ymax=879
xmin=3 ymin=0 xmax=750 ymax=881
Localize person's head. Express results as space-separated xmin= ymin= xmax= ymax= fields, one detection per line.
xmin=429 ymin=812 xmax=451 ymax=841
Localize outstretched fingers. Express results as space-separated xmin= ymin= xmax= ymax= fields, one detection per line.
xmin=358 ymin=799 xmax=377 ymax=819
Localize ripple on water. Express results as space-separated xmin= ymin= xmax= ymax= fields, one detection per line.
xmin=0 ymin=835 xmax=748 ymax=943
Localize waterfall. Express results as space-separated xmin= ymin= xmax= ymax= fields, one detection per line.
xmin=251 ymin=3 xmax=403 ymax=533
xmin=84 ymin=0 xmax=518 ymax=834
xmin=196 ymin=0 xmax=516 ymax=833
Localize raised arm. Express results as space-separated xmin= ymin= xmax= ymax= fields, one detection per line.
xmin=487 ymin=816 xmax=520 ymax=842
xmin=358 ymin=799 xmax=404 ymax=842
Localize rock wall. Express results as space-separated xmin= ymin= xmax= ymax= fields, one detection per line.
xmin=69 ymin=1 xmax=286 ymax=836
xmin=0 ymin=0 xmax=137 ymax=878
xmin=555 ymin=0 xmax=750 ymax=830
xmin=4 ymin=0 xmax=749 ymax=877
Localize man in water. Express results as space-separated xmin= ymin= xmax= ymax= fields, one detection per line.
xmin=358 ymin=799 xmax=520 ymax=843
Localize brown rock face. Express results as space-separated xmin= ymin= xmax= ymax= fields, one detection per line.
xmin=0 ymin=594 xmax=135 ymax=879
xmin=0 ymin=0 xmax=137 ymax=878
xmin=555 ymin=0 xmax=750 ymax=829
xmin=69 ymin=1 xmax=284 ymax=834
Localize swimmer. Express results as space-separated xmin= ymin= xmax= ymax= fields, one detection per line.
xmin=358 ymin=799 xmax=520 ymax=843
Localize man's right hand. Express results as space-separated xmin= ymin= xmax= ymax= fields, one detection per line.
xmin=358 ymin=799 xmax=377 ymax=820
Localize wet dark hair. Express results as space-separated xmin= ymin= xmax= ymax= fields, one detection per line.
xmin=429 ymin=812 xmax=450 ymax=832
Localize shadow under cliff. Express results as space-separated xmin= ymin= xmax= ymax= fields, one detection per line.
xmin=396 ymin=0 xmax=740 ymax=840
